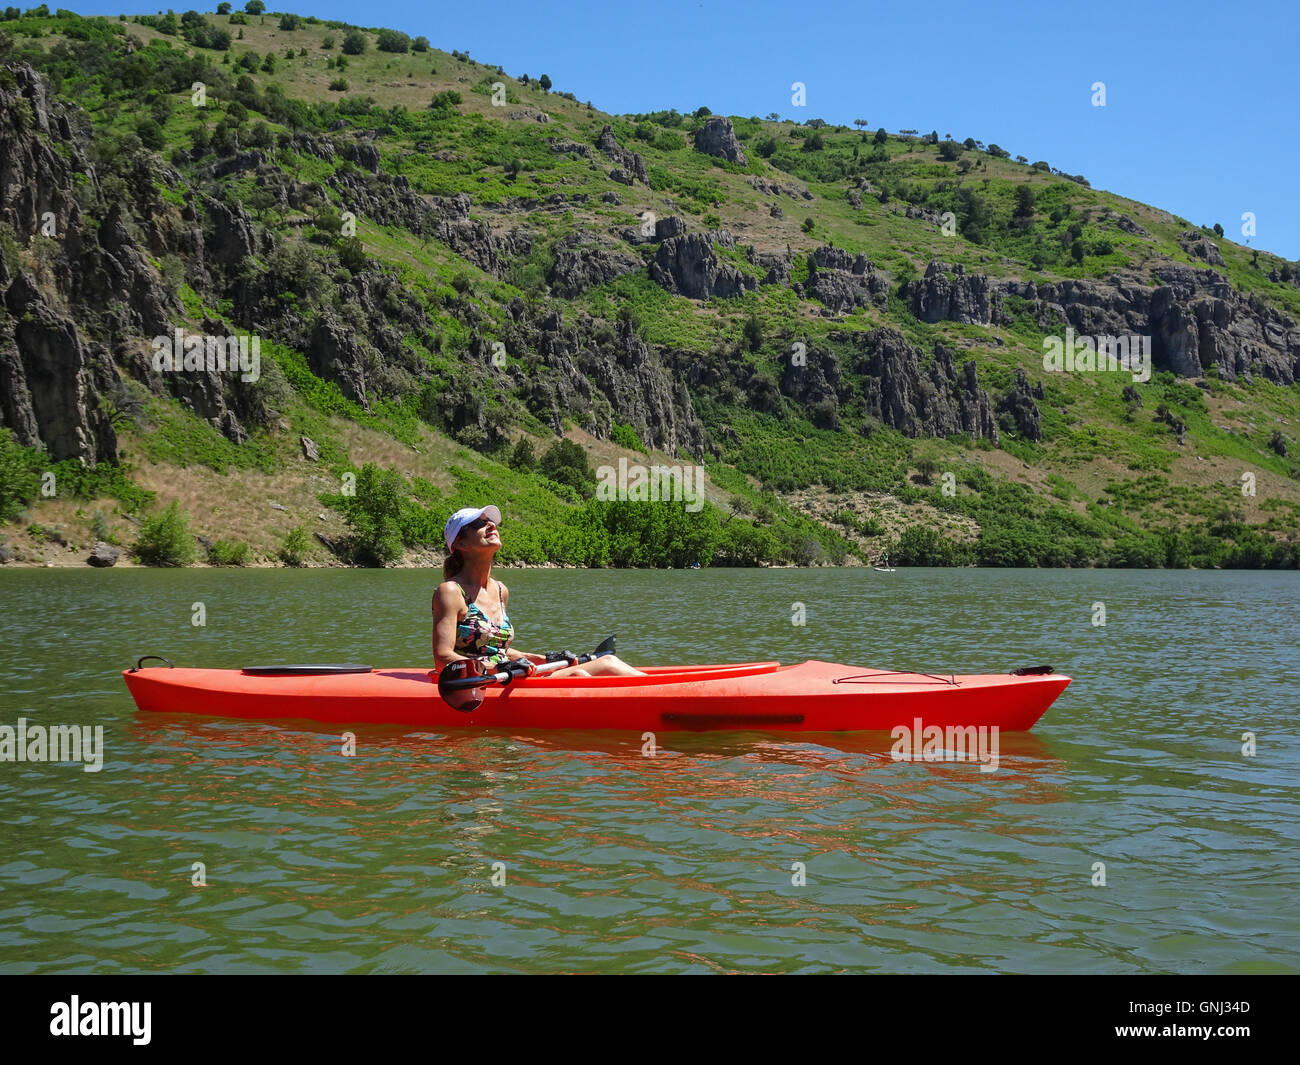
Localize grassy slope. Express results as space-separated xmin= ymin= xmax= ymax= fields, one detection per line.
xmin=2 ymin=10 xmax=1298 ymax=567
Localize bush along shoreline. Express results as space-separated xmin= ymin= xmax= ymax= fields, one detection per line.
xmin=3 ymin=430 xmax=1292 ymax=570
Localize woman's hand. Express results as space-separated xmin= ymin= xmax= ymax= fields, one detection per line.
xmin=507 ymin=653 xmax=538 ymax=676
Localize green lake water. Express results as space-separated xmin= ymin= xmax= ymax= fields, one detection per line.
xmin=0 ymin=566 xmax=1296 ymax=973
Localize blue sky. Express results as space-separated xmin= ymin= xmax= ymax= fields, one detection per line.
xmin=69 ymin=1 xmax=1300 ymax=258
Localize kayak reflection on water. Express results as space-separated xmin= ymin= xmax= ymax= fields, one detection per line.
xmin=431 ymin=504 xmax=645 ymax=680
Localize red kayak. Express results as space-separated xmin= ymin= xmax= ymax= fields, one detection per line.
xmin=122 ymin=660 xmax=1069 ymax=732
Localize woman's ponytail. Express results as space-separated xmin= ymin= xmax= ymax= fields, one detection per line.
xmin=443 ymin=548 xmax=464 ymax=580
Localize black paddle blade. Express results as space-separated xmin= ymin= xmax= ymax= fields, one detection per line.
xmin=437 ymin=660 xmax=490 ymax=711
xmin=242 ymin=664 xmax=372 ymax=676
xmin=593 ymin=636 xmax=616 ymax=656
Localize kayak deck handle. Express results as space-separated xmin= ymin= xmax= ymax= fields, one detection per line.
xmin=130 ymin=655 xmax=174 ymax=672
xmin=833 ymin=670 xmax=958 ymax=686
xmin=1009 ymin=665 xmax=1055 ymax=676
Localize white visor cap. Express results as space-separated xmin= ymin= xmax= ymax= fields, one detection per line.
xmin=444 ymin=505 xmax=502 ymax=552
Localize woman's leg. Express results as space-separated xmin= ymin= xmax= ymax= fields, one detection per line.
xmin=545 ymin=656 xmax=645 ymax=679
xmin=581 ymin=655 xmax=645 ymax=677
xmin=546 ymin=665 xmax=592 ymax=678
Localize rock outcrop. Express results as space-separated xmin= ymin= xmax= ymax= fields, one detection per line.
xmin=748 ymin=176 xmax=810 ymax=200
xmin=307 ymin=315 xmax=371 ymax=409
xmin=547 ymin=231 xmax=643 ymax=296
xmin=694 ymin=116 xmax=747 ymax=166
xmin=779 ymin=347 xmax=847 ymax=428
xmin=994 ymin=368 xmax=1043 ymax=441
xmin=2 ymin=272 xmax=120 ymax=462
xmin=806 ymin=246 xmax=889 ymax=313
xmin=836 ymin=329 xmax=1000 ymax=441
xmin=904 ymin=261 xmax=1004 ymax=325
xmin=594 ymin=125 xmax=648 ymax=184
xmin=1003 ymin=263 xmax=1300 ymax=384
xmin=499 ymin=302 xmax=707 ymax=457
xmin=1179 ymin=229 xmax=1225 ymax=267
xmin=900 ymin=256 xmax=1299 ymax=385
xmin=649 ymin=231 xmax=758 ymax=300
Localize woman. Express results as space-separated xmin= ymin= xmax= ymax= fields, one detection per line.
xmin=432 ymin=505 xmax=644 ymax=679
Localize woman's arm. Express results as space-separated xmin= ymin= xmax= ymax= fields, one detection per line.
xmin=432 ymin=581 xmax=469 ymax=671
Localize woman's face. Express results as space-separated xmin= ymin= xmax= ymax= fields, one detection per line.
xmin=456 ymin=515 xmax=501 ymax=554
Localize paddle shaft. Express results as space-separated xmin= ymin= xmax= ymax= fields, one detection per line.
xmin=438 ymin=637 xmax=617 ymax=693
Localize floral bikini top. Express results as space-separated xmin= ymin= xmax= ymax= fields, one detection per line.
xmin=453 ymin=581 xmax=514 ymax=667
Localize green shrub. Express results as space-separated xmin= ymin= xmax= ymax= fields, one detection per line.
xmin=340 ymin=463 xmax=404 ymax=566
xmin=341 ymin=28 xmax=366 ymax=55
xmin=0 ymin=428 xmax=41 ymax=524
xmin=376 ymin=28 xmax=410 ymax=53
xmin=135 ymin=117 xmax=164 ymax=150
xmin=279 ymin=525 xmax=311 ymax=566
xmin=90 ymin=509 xmax=111 ymax=543
xmin=508 ymin=437 xmax=536 ymax=471
xmin=610 ymin=423 xmax=645 ymax=452
xmin=338 ymin=236 xmax=367 ymax=272
xmin=539 ymin=440 xmax=595 ymax=499
xmin=134 ymin=502 xmax=197 ymax=566
xmin=206 ymin=539 xmax=251 ymax=566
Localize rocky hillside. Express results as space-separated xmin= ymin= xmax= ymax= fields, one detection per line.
xmin=0 ymin=9 xmax=1296 ymax=569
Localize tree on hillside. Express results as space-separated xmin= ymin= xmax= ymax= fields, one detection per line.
xmin=376 ymin=29 xmax=411 ymax=53
xmin=538 ymin=73 xmax=551 ymax=92
xmin=1014 ymin=184 xmax=1035 ymax=218
xmin=873 ymin=127 xmax=887 ymax=146
xmin=937 ymin=140 xmax=962 ymax=161
xmin=342 ymin=28 xmax=366 ymax=55
xmin=1213 ymin=222 xmax=1225 ymax=237
xmin=854 ymin=118 xmax=867 ymax=129
xmin=340 ymin=464 xmax=404 ymax=566
xmin=539 ymin=440 xmax=595 ymax=498
xmin=508 ymin=438 xmax=536 ymax=471
xmin=278 ymin=13 xmax=299 ymax=30
xmin=243 ymin=0 xmax=264 ymax=13
xmin=694 ymin=105 xmax=711 ymax=117
xmin=217 ymin=2 xmax=230 ymax=12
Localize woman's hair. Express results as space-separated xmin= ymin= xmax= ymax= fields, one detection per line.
xmin=443 ymin=547 xmax=464 ymax=580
